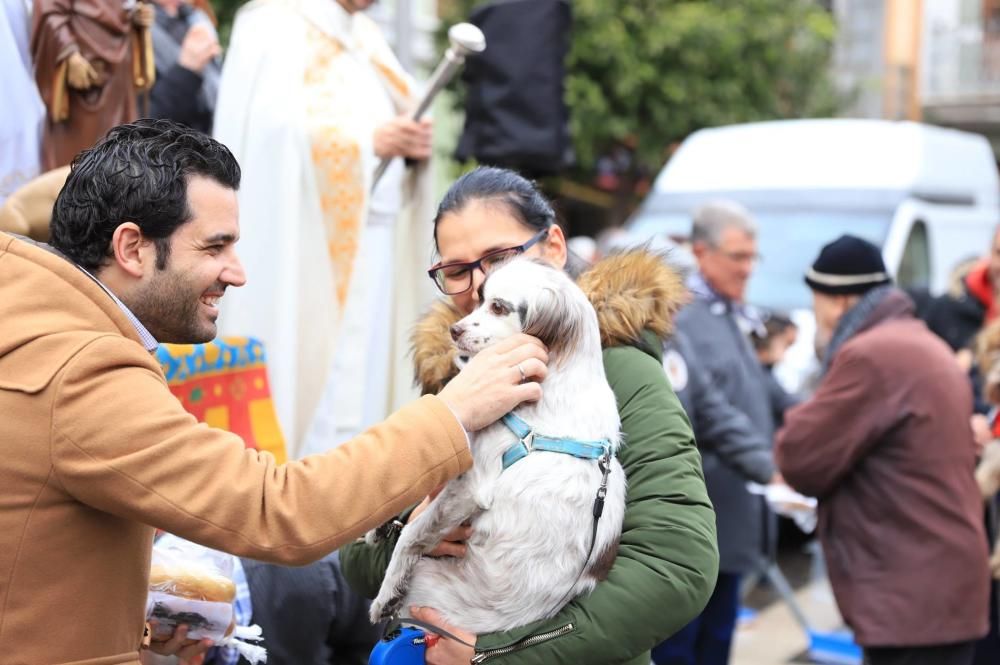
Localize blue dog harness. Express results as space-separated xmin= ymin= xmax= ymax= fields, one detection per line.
xmin=500 ymin=413 xmax=612 ymax=470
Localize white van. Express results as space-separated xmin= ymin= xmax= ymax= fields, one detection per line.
xmin=627 ymin=119 xmax=1000 ymax=393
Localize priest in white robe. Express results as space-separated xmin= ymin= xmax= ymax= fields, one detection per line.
xmin=213 ymin=0 xmax=436 ymax=457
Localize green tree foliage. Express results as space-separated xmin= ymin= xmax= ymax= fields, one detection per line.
xmin=213 ymin=0 xmax=246 ymax=45
xmin=440 ymin=0 xmax=840 ymax=173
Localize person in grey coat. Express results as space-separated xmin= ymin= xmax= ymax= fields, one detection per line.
xmin=655 ymin=201 xmax=778 ymax=665
xmin=147 ymin=0 xmax=221 ymax=134
xmin=663 ymin=330 xmax=776 ymax=486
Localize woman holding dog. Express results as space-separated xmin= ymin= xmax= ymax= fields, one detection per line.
xmin=341 ymin=167 xmax=719 ymax=665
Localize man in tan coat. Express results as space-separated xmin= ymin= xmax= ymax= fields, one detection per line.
xmin=0 ymin=119 xmax=547 ymax=665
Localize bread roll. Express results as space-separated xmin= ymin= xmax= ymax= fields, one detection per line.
xmin=149 ymin=563 xmax=236 ymax=603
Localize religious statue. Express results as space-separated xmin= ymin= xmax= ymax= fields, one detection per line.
xmin=31 ymin=0 xmax=155 ymax=170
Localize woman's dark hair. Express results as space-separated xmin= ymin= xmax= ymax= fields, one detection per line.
xmin=432 ymin=166 xmax=555 ymax=249
xmin=50 ymin=118 xmax=241 ymax=271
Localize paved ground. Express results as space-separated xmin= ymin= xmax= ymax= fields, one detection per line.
xmin=733 ymin=575 xmax=848 ymax=664
xmin=731 ymin=540 xmax=859 ymax=665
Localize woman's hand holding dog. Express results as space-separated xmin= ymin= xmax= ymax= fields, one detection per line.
xmin=409 ymin=486 xmax=473 ymax=557
xmin=439 ymin=334 xmax=548 ymax=432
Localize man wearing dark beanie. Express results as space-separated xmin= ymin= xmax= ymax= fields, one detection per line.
xmin=775 ymin=235 xmax=990 ymax=665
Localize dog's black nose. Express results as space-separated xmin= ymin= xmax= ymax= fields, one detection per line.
xmin=450 ymin=324 xmax=464 ymax=342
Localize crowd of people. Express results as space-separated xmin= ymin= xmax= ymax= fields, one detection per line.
xmin=2 ymin=1 xmax=1000 ymax=665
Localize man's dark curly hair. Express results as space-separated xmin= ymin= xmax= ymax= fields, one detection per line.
xmin=50 ymin=119 xmax=241 ymax=271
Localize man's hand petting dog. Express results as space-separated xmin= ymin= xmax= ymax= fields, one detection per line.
xmin=438 ymin=334 xmax=548 ymax=432
xmin=410 ymin=606 xmax=477 ymax=665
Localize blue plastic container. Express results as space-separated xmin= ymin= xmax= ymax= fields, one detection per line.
xmin=369 ymin=626 xmax=427 ymax=665
xmin=808 ymin=629 xmax=862 ymax=665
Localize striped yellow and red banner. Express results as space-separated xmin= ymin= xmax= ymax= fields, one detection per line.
xmin=156 ymin=337 xmax=287 ymax=464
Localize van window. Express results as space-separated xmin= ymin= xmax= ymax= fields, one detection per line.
xmin=897 ymin=220 xmax=931 ymax=290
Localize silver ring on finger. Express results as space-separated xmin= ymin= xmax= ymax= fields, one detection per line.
xmin=516 ymin=362 xmax=527 ymax=383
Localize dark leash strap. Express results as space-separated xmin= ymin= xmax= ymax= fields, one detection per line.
xmin=541 ymin=451 xmax=612 ymax=618
xmin=385 ymin=616 xmax=477 ymax=648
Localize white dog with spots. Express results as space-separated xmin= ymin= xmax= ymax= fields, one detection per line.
xmin=367 ymin=258 xmax=627 ymax=633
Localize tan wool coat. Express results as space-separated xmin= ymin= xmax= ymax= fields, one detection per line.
xmin=0 ymin=233 xmax=472 ymax=665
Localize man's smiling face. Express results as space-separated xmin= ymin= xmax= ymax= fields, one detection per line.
xmin=130 ymin=176 xmax=246 ymax=343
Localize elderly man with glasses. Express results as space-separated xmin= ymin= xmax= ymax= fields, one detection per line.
xmin=654 ymin=201 xmax=779 ymax=665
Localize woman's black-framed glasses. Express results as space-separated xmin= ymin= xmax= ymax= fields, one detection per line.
xmin=428 ymin=228 xmax=550 ymax=295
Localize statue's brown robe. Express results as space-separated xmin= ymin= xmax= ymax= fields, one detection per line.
xmin=31 ymin=0 xmax=142 ymax=169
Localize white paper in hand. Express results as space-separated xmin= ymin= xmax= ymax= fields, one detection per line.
xmin=747 ymin=482 xmax=818 ymax=533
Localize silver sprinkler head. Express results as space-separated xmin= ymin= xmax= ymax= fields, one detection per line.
xmin=447 ymin=22 xmax=486 ymax=57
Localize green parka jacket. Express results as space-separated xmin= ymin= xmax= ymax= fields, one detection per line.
xmin=340 ymin=251 xmax=719 ymax=664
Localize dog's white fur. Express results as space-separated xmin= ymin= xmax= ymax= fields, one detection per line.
xmin=367 ymin=258 xmax=627 ymax=633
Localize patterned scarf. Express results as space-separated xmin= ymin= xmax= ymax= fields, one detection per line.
xmin=821 ymin=285 xmax=894 ymax=375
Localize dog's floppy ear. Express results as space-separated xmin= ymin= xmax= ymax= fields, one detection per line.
xmin=522 ymin=284 xmax=584 ymax=359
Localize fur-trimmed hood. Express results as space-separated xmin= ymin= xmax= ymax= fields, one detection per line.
xmin=412 ymin=250 xmax=688 ymax=395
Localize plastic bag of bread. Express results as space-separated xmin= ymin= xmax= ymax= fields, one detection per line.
xmin=146 ymin=536 xmax=267 ymax=663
